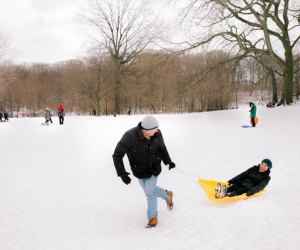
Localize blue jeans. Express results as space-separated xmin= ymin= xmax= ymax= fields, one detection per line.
xmin=138 ymin=175 xmax=169 ymax=220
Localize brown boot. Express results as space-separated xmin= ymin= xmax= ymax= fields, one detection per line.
xmin=166 ymin=190 xmax=173 ymax=210
xmin=146 ymin=214 xmax=158 ymax=228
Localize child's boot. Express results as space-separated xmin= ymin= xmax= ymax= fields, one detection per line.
xmin=215 ymin=183 xmax=222 ymax=198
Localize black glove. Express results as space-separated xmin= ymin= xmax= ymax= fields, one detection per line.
xmin=246 ymin=190 xmax=252 ymax=196
xmin=120 ymin=172 xmax=131 ymax=185
xmin=168 ymin=162 xmax=176 ymax=170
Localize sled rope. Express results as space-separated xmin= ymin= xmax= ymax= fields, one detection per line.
xmin=175 ymin=168 xmax=198 ymax=184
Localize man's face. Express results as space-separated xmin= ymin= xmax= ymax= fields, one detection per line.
xmin=143 ymin=128 xmax=158 ymax=138
xmin=259 ymin=162 xmax=269 ymax=172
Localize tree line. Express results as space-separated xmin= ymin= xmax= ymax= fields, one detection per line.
xmin=2 ymin=51 xmax=298 ymax=117
xmin=0 ymin=0 xmax=300 ymax=116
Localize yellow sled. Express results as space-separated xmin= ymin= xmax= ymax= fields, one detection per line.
xmin=198 ymin=178 xmax=266 ymax=202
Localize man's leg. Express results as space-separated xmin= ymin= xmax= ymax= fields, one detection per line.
xmin=141 ymin=176 xmax=159 ymax=220
xmin=138 ymin=176 xmax=169 ymax=220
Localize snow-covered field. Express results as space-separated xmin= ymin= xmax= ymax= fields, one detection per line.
xmin=1 ymin=105 xmax=300 ymax=250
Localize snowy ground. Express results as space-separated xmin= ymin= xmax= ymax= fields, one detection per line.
xmin=1 ymin=105 xmax=300 ymax=250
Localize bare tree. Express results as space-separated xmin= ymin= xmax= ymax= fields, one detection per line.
xmin=0 ymin=33 xmax=13 ymax=104
xmin=81 ymin=56 xmax=110 ymax=115
xmin=0 ymin=32 xmax=17 ymax=115
xmin=83 ymin=0 xmax=158 ymax=113
xmin=177 ymin=0 xmax=300 ymax=105
xmin=0 ymin=33 xmax=11 ymax=64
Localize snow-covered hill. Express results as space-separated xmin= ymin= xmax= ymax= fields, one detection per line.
xmin=1 ymin=105 xmax=299 ymax=250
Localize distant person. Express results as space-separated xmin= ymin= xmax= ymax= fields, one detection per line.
xmin=113 ymin=115 xmax=176 ymax=228
xmin=267 ymin=101 xmax=276 ymax=108
xmin=45 ymin=108 xmax=53 ymax=125
xmin=215 ymin=159 xmax=272 ymax=198
xmin=127 ymin=108 xmax=131 ymax=116
xmin=93 ymin=109 xmax=96 ymax=116
xmin=3 ymin=111 xmax=9 ymax=122
xmin=249 ymin=102 xmax=257 ymax=127
xmin=58 ymin=104 xmax=65 ymax=125
xmin=0 ymin=112 xmax=3 ymax=122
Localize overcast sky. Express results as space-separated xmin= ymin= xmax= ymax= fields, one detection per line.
xmin=0 ymin=0 xmax=89 ymax=64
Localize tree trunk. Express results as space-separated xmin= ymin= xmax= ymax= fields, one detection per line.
xmin=296 ymin=78 xmax=299 ymax=101
xmin=279 ymin=60 xmax=294 ymax=105
xmin=114 ymin=78 xmax=120 ymax=114
xmin=95 ymin=97 xmax=101 ymax=116
xmin=114 ymin=61 xmax=121 ymax=114
xmin=295 ymin=59 xmax=300 ymax=100
xmin=268 ymin=69 xmax=278 ymax=103
xmin=278 ymin=38 xmax=294 ymax=105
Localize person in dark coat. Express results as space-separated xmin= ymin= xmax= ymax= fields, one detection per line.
xmin=0 ymin=112 xmax=3 ymax=122
xmin=216 ymin=159 xmax=272 ymax=198
xmin=3 ymin=110 xmax=9 ymax=121
xmin=113 ymin=115 xmax=176 ymax=228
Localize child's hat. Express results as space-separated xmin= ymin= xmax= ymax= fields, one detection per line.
xmin=262 ymin=159 xmax=272 ymax=169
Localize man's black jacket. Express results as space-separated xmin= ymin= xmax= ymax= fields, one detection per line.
xmin=113 ymin=123 xmax=172 ymax=179
xmin=229 ymin=165 xmax=271 ymax=195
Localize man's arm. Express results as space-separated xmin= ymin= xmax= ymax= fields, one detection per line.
xmin=157 ymin=131 xmax=172 ymax=165
xmin=112 ymin=132 xmax=131 ymax=176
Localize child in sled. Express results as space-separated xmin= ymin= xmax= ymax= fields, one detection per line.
xmin=215 ymin=159 xmax=272 ymax=199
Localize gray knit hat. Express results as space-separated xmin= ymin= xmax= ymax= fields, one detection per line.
xmin=141 ymin=115 xmax=159 ymax=130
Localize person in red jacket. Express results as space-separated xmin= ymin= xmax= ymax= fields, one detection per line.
xmin=58 ymin=104 xmax=65 ymax=125
xmin=59 ymin=104 xmax=64 ymax=112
